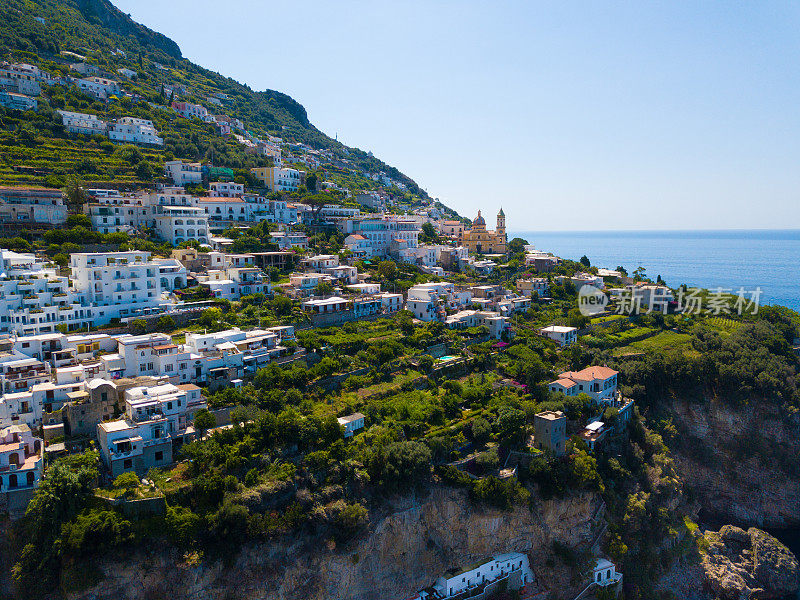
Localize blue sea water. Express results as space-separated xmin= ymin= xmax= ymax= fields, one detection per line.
xmin=509 ymin=230 xmax=800 ymax=312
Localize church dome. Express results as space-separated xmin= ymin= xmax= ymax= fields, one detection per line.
xmin=473 ymin=210 xmax=485 ymax=227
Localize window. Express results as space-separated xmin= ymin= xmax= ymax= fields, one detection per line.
xmin=155 ymin=451 xmax=164 ymax=461
xmin=123 ymin=459 xmax=132 ymax=469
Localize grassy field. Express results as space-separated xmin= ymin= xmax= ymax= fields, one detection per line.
xmin=340 ymin=369 xmax=424 ymax=401
xmin=591 ymin=314 xmax=628 ymax=324
xmin=612 ymin=330 xmax=694 ymax=356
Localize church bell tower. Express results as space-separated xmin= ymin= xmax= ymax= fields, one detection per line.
xmin=497 ymin=207 xmax=506 ymax=235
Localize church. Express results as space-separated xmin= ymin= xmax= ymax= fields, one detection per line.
xmin=461 ymin=208 xmax=507 ymax=254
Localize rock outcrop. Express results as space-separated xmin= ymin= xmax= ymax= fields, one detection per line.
xmin=68 ymin=486 xmax=600 ymax=600
xmin=666 ymin=397 xmax=800 ymax=528
xmin=702 ymin=525 xmax=800 ymax=599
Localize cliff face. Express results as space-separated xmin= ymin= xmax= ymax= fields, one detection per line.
xmin=68 ymin=487 xmax=599 ymax=600
xmin=666 ymin=396 xmax=800 ymax=528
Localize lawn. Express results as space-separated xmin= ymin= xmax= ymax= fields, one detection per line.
xmin=612 ymin=330 xmax=694 ymax=356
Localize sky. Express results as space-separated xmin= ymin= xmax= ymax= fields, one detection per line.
xmin=112 ymin=1 xmax=800 ymax=231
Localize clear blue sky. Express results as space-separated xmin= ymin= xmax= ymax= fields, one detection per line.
xmin=113 ymin=1 xmax=800 ymax=231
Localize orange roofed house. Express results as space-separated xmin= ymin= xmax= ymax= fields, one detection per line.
xmin=548 ymin=366 xmax=618 ymax=404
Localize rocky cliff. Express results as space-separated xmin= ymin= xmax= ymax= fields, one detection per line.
xmin=702 ymin=525 xmax=800 ymax=599
xmin=655 ymin=526 xmax=800 ymax=600
xmin=67 ymin=487 xmax=598 ymax=600
xmin=666 ymin=396 xmax=800 ymax=528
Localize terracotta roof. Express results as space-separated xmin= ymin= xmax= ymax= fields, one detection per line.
xmin=552 ymin=378 xmax=578 ymax=388
xmin=559 ymin=366 xmax=617 ymax=381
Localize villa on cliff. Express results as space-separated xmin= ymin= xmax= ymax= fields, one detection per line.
xmin=409 ymin=552 xmax=535 ymax=600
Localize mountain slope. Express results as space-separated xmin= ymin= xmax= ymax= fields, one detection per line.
xmin=0 ymin=0 xmax=427 ymax=197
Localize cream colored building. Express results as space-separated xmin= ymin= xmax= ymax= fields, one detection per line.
xmin=462 ymin=209 xmax=507 ymax=254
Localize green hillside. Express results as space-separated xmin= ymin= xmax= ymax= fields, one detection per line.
xmin=0 ymin=0 xmax=427 ymax=196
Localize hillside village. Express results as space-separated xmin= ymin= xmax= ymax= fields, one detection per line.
xmin=1 ymin=4 xmax=800 ymax=600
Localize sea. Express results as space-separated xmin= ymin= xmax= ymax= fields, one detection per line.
xmin=510 ymin=229 xmax=800 ymax=312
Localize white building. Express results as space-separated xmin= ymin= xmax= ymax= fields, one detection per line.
xmin=199 ymin=267 xmax=269 ymax=300
xmin=69 ymin=62 xmax=99 ymax=76
xmin=406 ymin=283 xmax=472 ymax=322
xmin=550 ymin=366 xmax=619 ymax=403
xmin=209 ymin=181 xmax=244 ymax=197
xmin=97 ymin=382 xmax=205 ymax=477
xmin=431 ymin=553 xmax=534 ymax=599
xmin=337 ymin=216 xmax=421 ymax=258
xmin=154 ymin=258 xmax=188 ymax=291
xmin=85 ymin=193 xmax=150 ymax=234
xmin=302 ymin=296 xmax=350 ymax=317
xmin=57 ymin=110 xmax=108 ymax=136
xmin=199 ymin=196 xmax=275 ymax=224
xmin=540 ymin=325 xmax=578 ymax=347
xmin=0 ymin=64 xmax=43 ymax=96
xmin=629 ymin=284 xmax=675 ymax=313
xmin=172 ymin=101 xmax=208 ymax=120
xmin=76 ymin=76 xmax=121 ymax=100
xmin=445 ymin=310 xmax=511 ymax=339
xmin=378 ymin=292 xmax=403 ymax=313
xmin=319 ymin=205 xmax=360 ymax=220
xmin=592 ymin=559 xmax=622 ymax=587
xmin=69 ymin=252 xmax=166 ymax=325
xmin=556 ymin=272 xmax=604 ymax=292
xmin=0 ymin=187 xmax=67 ymax=225
xmin=270 ymin=231 xmax=308 ymax=250
xmin=108 ymin=117 xmax=163 ymax=146
xmin=272 ymin=167 xmax=301 ymax=192
xmin=516 ymin=277 xmax=549 ymax=297
xmin=164 ymin=160 xmax=203 ymax=186
xmin=0 ymin=92 xmax=37 ymax=111
xmin=344 ymin=234 xmax=374 ymax=259
xmin=302 ymin=254 xmax=339 ymax=271
xmin=0 ymin=255 xmax=91 ymax=336
xmin=288 ymin=272 xmax=336 ymax=295
xmin=337 ymin=413 xmax=365 ymax=438
xmin=154 ymin=206 xmax=210 ymax=246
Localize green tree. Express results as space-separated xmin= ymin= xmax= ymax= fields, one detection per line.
xmin=508 ymin=237 xmax=529 ymax=254
xmin=129 ymin=319 xmax=148 ymax=334
xmin=420 ymin=222 xmax=439 ymax=243
xmin=136 ymin=161 xmax=153 ymax=180
xmin=194 ymin=409 xmax=217 ymax=436
xmin=334 ymin=502 xmax=369 ymax=541
xmin=66 ymin=214 xmax=91 ymax=228
xmin=157 ymin=315 xmax=176 ymax=331
xmin=371 ymin=441 xmax=432 ymax=490
xmin=469 ymin=417 xmax=492 ymax=445
xmin=580 ymin=255 xmax=591 ymax=267
xmin=64 ymin=179 xmax=86 ymax=211
xmin=377 ymin=260 xmax=398 ymax=280
xmin=52 ymin=253 xmax=70 ymax=268
xmin=199 ymin=308 xmax=223 ymax=328
xmin=314 ymin=281 xmax=334 ymax=296
xmin=113 ymin=472 xmax=139 ymax=494
xmin=305 ymin=171 xmax=318 ymax=192
xmin=297 ymin=331 xmax=322 ymax=353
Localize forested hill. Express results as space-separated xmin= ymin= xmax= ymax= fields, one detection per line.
xmin=0 ymin=0 xmax=427 ymax=196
